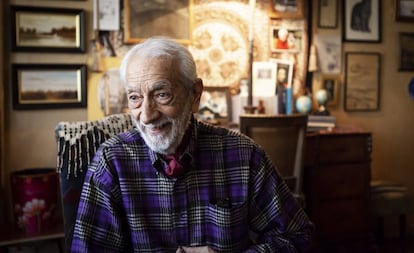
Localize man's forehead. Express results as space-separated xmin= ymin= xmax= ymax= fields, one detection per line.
xmin=126 ymin=57 xmax=174 ymax=80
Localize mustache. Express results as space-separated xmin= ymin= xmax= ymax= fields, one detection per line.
xmin=139 ymin=118 xmax=172 ymax=129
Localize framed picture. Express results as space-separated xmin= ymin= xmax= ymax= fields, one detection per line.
xmin=124 ymin=0 xmax=193 ymax=44
xmin=344 ymin=52 xmax=381 ymax=111
xmin=315 ymin=34 xmax=341 ymax=74
xmin=269 ymin=0 xmax=304 ymax=19
xmin=273 ymin=59 xmax=294 ymax=114
xmin=11 ymin=6 xmax=85 ymax=53
xmin=252 ymin=61 xmax=277 ymax=97
xmin=197 ymin=87 xmax=232 ymax=125
xmin=321 ymin=75 xmax=340 ymax=107
xmin=12 ymin=64 xmax=87 ymax=110
xmin=396 ymin=0 xmax=414 ymax=22
xmin=318 ymin=0 xmax=338 ymax=28
xmin=93 ymin=0 xmax=120 ymax=31
xmin=399 ymin=32 xmax=414 ymax=71
xmin=270 ymin=27 xmax=303 ymax=53
xmin=273 ymin=59 xmax=294 ymax=89
xmin=343 ymin=0 xmax=381 ymax=43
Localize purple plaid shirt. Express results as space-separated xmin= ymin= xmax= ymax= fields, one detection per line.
xmin=71 ymin=120 xmax=313 ymax=252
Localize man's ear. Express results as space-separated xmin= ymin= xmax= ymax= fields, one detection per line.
xmin=191 ymin=78 xmax=203 ymax=113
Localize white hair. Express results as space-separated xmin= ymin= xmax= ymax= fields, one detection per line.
xmin=119 ymin=36 xmax=197 ymax=92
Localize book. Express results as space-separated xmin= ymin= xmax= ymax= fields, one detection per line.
xmin=307 ymin=115 xmax=336 ymax=131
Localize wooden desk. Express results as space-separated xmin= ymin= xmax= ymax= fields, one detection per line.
xmin=0 ymin=222 xmax=64 ymax=252
xmin=304 ymin=131 xmax=372 ymax=253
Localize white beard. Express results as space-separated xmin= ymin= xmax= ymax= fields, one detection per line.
xmin=134 ymin=102 xmax=192 ymax=155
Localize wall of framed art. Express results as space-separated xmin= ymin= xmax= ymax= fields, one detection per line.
xmin=4 ymin=0 xmax=91 ymax=214
xmin=313 ymin=0 xmax=414 ymax=232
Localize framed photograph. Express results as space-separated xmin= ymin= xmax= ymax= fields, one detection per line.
xmin=399 ymin=32 xmax=414 ymax=71
xmin=396 ymin=0 xmax=414 ymax=22
xmin=124 ymin=0 xmax=193 ymax=44
xmin=197 ymin=87 xmax=232 ymax=125
xmin=11 ymin=6 xmax=85 ymax=53
xmin=321 ymin=75 xmax=340 ymax=107
xmin=318 ymin=0 xmax=338 ymax=28
xmin=273 ymin=59 xmax=294 ymax=89
xmin=270 ymin=27 xmax=303 ymax=53
xmin=269 ymin=0 xmax=304 ymax=19
xmin=93 ymin=0 xmax=120 ymax=31
xmin=273 ymin=59 xmax=294 ymax=114
xmin=252 ymin=61 xmax=277 ymax=97
xmin=344 ymin=53 xmax=381 ymax=111
xmin=12 ymin=64 xmax=87 ymax=110
xmin=343 ymin=0 xmax=381 ymax=43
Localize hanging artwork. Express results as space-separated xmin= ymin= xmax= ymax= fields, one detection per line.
xmin=344 ymin=52 xmax=381 ymax=111
xmin=124 ymin=0 xmax=193 ymax=44
xmin=343 ymin=0 xmax=381 ymax=43
xmin=316 ymin=34 xmax=341 ymax=74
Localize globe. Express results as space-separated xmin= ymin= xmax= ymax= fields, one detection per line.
xmin=295 ymin=95 xmax=312 ymax=113
xmin=315 ymin=89 xmax=328 ymax=106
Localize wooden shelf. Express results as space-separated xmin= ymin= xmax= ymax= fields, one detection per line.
xmin=0 ymin=221 xmax=64 ymax=247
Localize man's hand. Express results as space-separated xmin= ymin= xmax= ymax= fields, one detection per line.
xmin=176 ymin=246 xmax=217 ymax=253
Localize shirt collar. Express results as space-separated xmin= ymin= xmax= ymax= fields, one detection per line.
xmin=149 ymin=115 xmax=199 ymax=174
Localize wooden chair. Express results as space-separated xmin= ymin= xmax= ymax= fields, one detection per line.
xmin=239 ymin=114 xmax=308 ymax=204
xmin=55 ymin=113 xmax=134 ymax=252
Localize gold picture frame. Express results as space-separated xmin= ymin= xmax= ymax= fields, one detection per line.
xmin=12 ymin=64 xmax=87 ymax=110
xmin=124 ymin=0 xmax=193 ymax=44
xmin=11 ymin=6 xmax=85 ymax=52
xmin=269 ymin=0 xmax=305 ymax=19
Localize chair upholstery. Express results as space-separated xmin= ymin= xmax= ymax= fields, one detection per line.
xmin=55 ymin=113 xmax=134 ymax=252
xmin=239 ymin=114 xmax=308 ymax=203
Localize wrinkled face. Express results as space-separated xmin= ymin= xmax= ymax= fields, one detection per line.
xmin=125 ymin=56 xmax=202 ymax=154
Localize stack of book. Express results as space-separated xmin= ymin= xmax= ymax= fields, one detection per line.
xmin=307 ymin=115 xmax=336 ymax=132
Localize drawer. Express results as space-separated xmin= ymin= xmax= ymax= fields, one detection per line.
xmin=311 ymin=163 xmax=370 ymax=200
xmin=316 ymin=134 xmax=371 ymax=164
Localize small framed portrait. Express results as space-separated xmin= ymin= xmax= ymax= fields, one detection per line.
xmin=11 ymin=6 xmax=85 ymax=53
xmin=197 ymin=87 xmax=232 ymax=125
xmin=396 ymin=0 xmax=414 ymax=22
xmin=344 ymin=52 xmax=381 ymax=111
xmin=399 ymin=32 xmax=414 ymax=71
xmin=270 ymin=27 xmax=303 ymax=53
xmin=269 ymin=0 xmax=304 ymax=19
xmin=12 ymin=64 xmax=87 ymax=110
xmin=273 ymin=59 xmax=294 ymax=114
xmin=343 ymin=0 xmax=381 ymax=43
xmin=321 ymin=75 xmax=340 ymax=107
xmin=273 ymin=59 xmax=294 ymax=89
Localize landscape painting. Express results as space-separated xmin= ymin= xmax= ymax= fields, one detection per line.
xmin=12 ymin=64 xmax=87 ymax=110
xmin=11 ymin=6 xmax=85 ymax=52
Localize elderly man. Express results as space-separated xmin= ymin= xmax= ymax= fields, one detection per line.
xmin=71 ymin=37 xmax=313 ymax=252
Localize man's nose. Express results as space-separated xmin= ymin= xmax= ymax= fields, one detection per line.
xmin=139 ymin=97 xmax=159 ymax=124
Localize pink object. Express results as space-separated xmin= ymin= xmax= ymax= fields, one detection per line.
xmin=10 ymin=168 xmax=61 ymax=235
